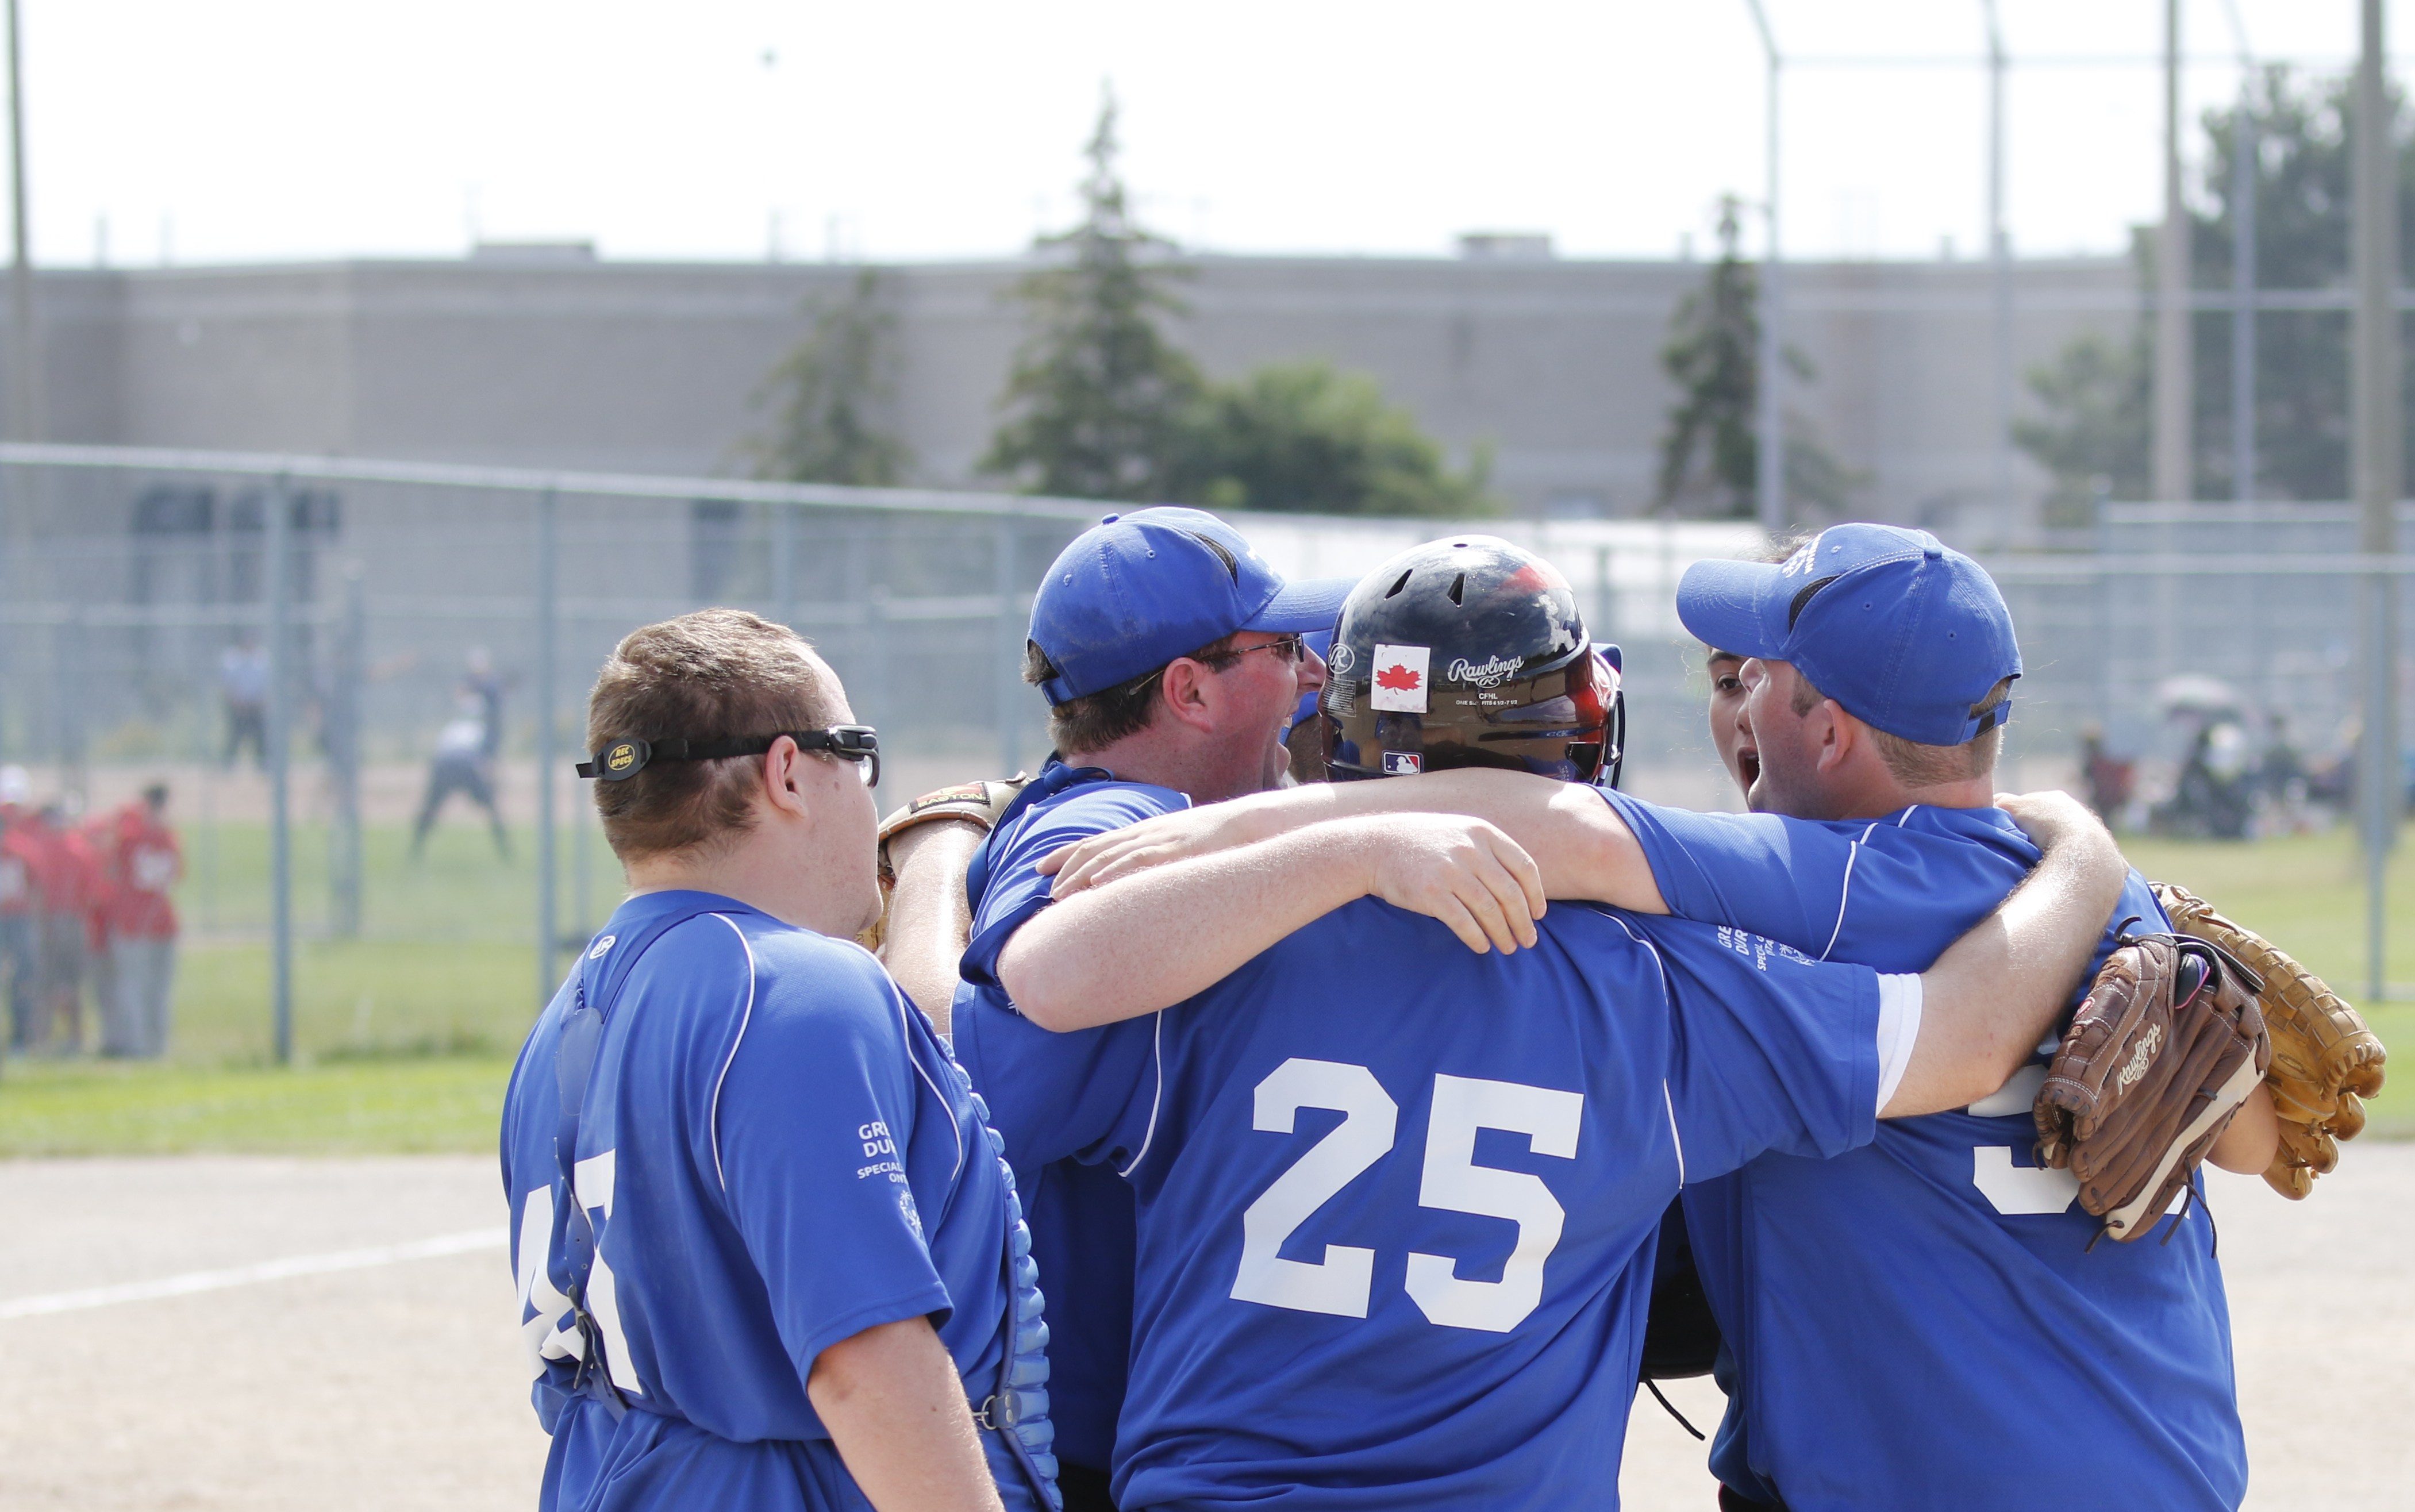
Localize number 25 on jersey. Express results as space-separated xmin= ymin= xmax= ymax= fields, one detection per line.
xmin=1232 ymin=1057 xmax=1583 ymax=1334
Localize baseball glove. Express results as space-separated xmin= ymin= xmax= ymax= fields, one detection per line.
xmin=2033 ymin=929 xmax=2270 ymax=1243
xmin=857 ymin=775 xmax=1030 ymax=951
xmin=2153 ymin=882 xmax=2388 ymax=1199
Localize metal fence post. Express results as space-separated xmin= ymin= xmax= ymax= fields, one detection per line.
xmin=865 ymin=582 xmax=890 ymax=738
xmin=773 ymin=501 xmax=797 ymax=629
xmin=993 ymin=514 xmax=1021 ymax=776
xmin=536 ymin=486 xmax=559 ymax=1005
xmin=266 ymin=474 xmax=294 ymax=1064
xmin=330 ymin=562 xmax=364 ymax=938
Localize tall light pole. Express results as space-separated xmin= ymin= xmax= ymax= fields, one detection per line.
xmin=2152 ymin=0 xmax=2193 ymax=506
xmin=1744 ymin=0 xmax=1784 ymax=534
xmin=1982 ymin=0 xmax=2013 ymax=532
xmin=2351 ymin=0 xmax=2400 ymax=1001
xmin=2220 ymin=1 xmax=2256 ymax=507
xmin=4 ymin=0 xmax=34 ymax=445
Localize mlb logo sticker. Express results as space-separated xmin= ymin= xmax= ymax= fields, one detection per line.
xmin=1370 ymin=643 xmax=1430 ymax=713
xmin=1382 ymin=750 xmax=1423 ymax=775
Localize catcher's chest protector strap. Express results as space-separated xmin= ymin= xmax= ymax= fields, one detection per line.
xmin=551 ymin=902 xmax=730 ymax=1418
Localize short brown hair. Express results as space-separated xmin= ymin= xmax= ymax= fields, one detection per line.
xmin=586 ymin=609 xmax=843 ymax=861
xmin=1791 ymin=671 xmax=2013 ymax=787
xmin=1024 ymin=633 xmax=1239 ymax=755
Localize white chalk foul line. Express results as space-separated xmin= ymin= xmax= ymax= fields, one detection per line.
xmin=0 ymin=1227 xmax=507 ymax=1321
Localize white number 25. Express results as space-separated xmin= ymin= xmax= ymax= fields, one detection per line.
xmin=1230 ymin=1057 xmax=1583 ymax=1333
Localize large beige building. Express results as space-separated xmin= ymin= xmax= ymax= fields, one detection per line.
xmin=18 ymin=247 xmax=2132 ymax=541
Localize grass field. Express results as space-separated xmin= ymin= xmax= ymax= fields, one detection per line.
xmin=0 ymin=817 xmax=2408 ymax=1155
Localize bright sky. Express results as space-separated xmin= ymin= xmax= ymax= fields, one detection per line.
xmin=25 ymin=0 xmax=2377 ymax=268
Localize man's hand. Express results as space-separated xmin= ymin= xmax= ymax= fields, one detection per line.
xmin=1995 ymin=788 xmax=2103 ymax=853
xmin=1353 ymin=813 xmax=1545 ymax=957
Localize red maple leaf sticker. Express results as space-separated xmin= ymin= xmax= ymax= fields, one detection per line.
xmin=1375 ymin=663 xmax=1422 ymax=692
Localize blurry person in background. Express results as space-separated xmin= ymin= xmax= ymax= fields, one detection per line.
xmin=412 ymin=686 xmax=512 ymax=861
xmin=101 ymin=785 xmax=181 ymax=1059
xmin=463 ymin=646 xmax=506 ymax=762
xmin=221 ymin=633 xmax=270 ymax=771
xmin=81 ymin=804 xmax=120 ymax=1053
xmin=2079 ymin=723 xmax=2135 ymax=825
xmin=27 ymin=801 xmax=94 ymax=1053
xmin=0 ymin=766 xmax=36 ymax=1052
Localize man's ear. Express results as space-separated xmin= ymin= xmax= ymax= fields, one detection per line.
xmin=1157 ymin=659 xmax=1221 ymax=736
xmin=758 ymin=737 xmax=814 ymax=819
xmin=1812 ymin=699 xmax=1856 ymax=775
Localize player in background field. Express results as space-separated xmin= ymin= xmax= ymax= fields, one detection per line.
xmin=0 ymin=767 xmax=40 ymax=1052
xmin=982 ymin=536 xmax=2131 ymax=1509
xmin=943 ymin=507 xmax=1348 ymax=1512
xmin=1049 ymin=526 xmax=2274 ymax=1511
xmin=100 ymin=784 xmax=182 ymax=1059
xmin=220 ymin=634 xmax=269 ymax=770
xmin=501 ymin=610 xmax=1056 ymax=1512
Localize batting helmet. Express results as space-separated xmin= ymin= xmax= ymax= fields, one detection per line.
xmin=1322 ymin=535 xmax=1622 ymax=786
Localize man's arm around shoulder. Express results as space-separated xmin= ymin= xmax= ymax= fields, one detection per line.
xmin=1893 ymin=792 xmax=2129 ymax=1117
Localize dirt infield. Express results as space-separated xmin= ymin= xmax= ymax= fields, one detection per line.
xmin=0 ymin=1149 xmax=2405 ymax=1510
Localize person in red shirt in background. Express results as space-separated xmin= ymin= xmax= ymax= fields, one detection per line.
xmin=103 ymin=786 xmax=180 ymax=1058
xmin=82 ymin=806 xmax=120 ymax=1052
xmin=0 ymin=768 xmax=38 ymax=1053
xmin=30 ymin=804 xmax=101 ymax=1054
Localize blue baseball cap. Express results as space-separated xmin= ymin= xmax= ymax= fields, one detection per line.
xmin=1674 ymin=523 xmax=2021 ymax=745
xmin=1030 ymin=507 xmax=1352 ymax=705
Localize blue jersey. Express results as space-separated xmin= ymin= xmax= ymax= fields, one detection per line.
xmin=1601 ymin=791 xmax=2247 ymax=1512
xmin=501 ymin=890 xmax=1053 ymax=1512
xmin=970 ymin=891 xmax=1891 ymax=1511
xmin=954 ymin=761 xmax=1190 ymax=1474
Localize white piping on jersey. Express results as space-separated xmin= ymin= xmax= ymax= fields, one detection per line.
xmin=888 ymin=971 xmax=965 ymax=1184
xmin=1661 ymin=1080 xmax=1687 ymax=1188
xmin=1819 ymin=820 xmax=1881 ymax=962
xmin=1116 ymin=1012 xmax=1167 ymax=1179
xmin=1604 ymin=911 xmax=1691 ymax=1190
xmin=706 ymin=913 xmax=759 ymax=1192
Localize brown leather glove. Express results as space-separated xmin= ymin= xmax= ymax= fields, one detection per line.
xmin=2034 ymin=930 xmax=2270 ymax=1242
xmin=2153 ymin=882 xmax=2387 ymax=1199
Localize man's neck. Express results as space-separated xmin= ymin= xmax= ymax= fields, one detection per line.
xmin=1818 ymin=768 xmax=1997 ymax=821
xmin=624 ymin=843 xmax=822 ymax=933
xmin=1062 ymin=729 xmax=1250 ymax=805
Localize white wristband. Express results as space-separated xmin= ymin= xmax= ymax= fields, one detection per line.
xmin=1874 ymin=973 xmax=1924 ymax=1114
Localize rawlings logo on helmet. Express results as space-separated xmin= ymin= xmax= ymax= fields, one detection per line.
xmin=1447 ymin=653 xmax=1525 ymax=690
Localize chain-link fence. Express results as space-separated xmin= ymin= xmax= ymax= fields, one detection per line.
xmin=0 ymin=444 xmax=2403 ymax=1065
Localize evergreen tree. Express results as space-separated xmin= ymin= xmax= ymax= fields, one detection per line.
xmin=1653 ymin=198 xmax=1855 ymax=519
xmin=752 ymin=268 xmax=912 ymax=487
xmin=2017 ymin=67 xmax=2415 ymax=510
xmin=984 ymin=89 xmax=1202 ymax=499
xmin=1168 ymin=360 xmax=1497 ymax=517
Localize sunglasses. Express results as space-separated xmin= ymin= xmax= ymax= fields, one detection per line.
xmin=577 ymin=725 xmax=880 ymax=788
xmin=1199 ymin=634 xmax=1309 ymax=670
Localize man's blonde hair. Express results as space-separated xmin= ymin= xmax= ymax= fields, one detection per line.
xmin=585 ymin=609 xmax=842 ymax=861
xmin=1791 ymin=672 xmax=2014 ymax=787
